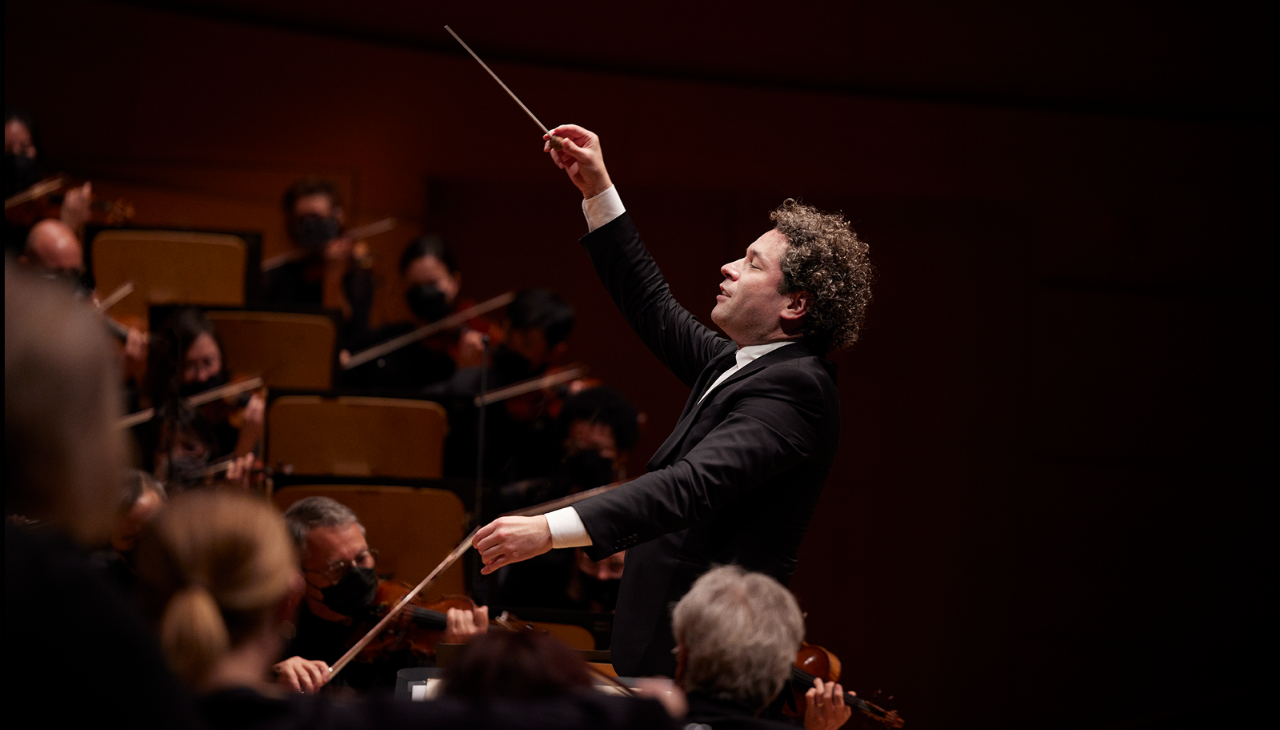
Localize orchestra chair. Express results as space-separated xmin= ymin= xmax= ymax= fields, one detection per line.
xmin=205 ymin=311 xmax=335 ymax=390
xmin=274 ymin=485 xmax=466 ymax=600
xmin=266 ymin=396 xmax=448 ymax=479
xmin=90 ymin=229 xmax=248 ymax=321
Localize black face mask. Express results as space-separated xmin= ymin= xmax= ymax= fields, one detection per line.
xmin=3 ymin=153 xmax=39 ymax=197
xmin=320 ymin=565 xmax=378 ymax=617
xmin=562 ymin=450 xmax=616 ymax=491
xmin=578 ymin=572 xmax=622 ymax=612
xmin=177 ymin=370 xmax=228 ymax=399
xmin=405 ymin=284 xmax=450 ymax=323
xmin=493 ymin=346 xmax=535 ymax=382
xmin=291 ymin=215 xmax=342 ymax=250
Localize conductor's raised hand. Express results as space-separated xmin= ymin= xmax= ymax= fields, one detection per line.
xmin=544 ymin=124 xmax=612 ymax=199
xmin=472 ymin=516 xmax=553 ymax=575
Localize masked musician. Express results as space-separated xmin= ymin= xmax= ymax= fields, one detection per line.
xmin=494 ymin=386 xmax=641 ymax=611
xmin=262 ymin=177 xmax=374 ymax=344
xmin=134 ymin=308 xmax=263 ymax=488
xmin=6 ymin=263 xmax=203 ymax=726
xmin=473 ymin=125 xmax=874 ymax=679
xmin=4 ymin=106 xmax=92 ymax=254
xmin=339 ymin=234 xmax=495 ymax=389
xmin=274 ymin=496 xmax=488 ymax=693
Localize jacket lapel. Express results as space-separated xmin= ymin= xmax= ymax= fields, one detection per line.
xmin=647 ymin=344 xmax=816 ymax=469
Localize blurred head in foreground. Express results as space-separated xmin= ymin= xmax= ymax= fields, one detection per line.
xmin=672 ymin=565 xmax=805 ymax=713
xmin=133 ymin=490 xmax=301 ymax=688
xmin=442 ymin=629 xmax=594 ymax=703
xmin=5 ymin=263 xmax=124 ymax=543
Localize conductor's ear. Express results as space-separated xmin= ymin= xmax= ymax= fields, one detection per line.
xmin=781 ymin=290 xmax=811 ymax=321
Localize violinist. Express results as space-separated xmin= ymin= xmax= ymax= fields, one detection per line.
xmin=90 ymin=469 xmax=168 ymax=595
xmin=4 ymin=106 xmax=92 ymax=252
xmin=674 ymin=566 xmax=851 ymax=730
xmin=135 ymin=308 xmax=263 ymax=488
xmin=276 ymin=497 xmax=489 ymax=693
xmin=494 ymin=386 xmax=640 ymax=611
xmin=339 ymin=234 xmax=493 ymax=389
xmin=262 ymin=177 xmax=373 ymax=345
xmin=425 ymin=288 xmax=576 ymax=483
xmin=5 ymin=264 xmax=203 ymax=727
xmin=18 ymin=219 xmax=148 ymax=391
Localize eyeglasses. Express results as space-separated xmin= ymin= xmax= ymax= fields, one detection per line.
xmin=304 ymin=548 xmax=378 ymax=584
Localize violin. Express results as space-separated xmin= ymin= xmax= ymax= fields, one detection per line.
xmin=474 ymin=363 xmax=597 ymax=423
xmin=342 ymin=581 xmax=534 ymax=668
xmin=4 ymin=175 xmax=134 ymax=229
xmin=787 ymin=642 xmax=904 ymax=728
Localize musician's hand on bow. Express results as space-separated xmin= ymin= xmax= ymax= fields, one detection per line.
xmin=473 ymin=516 xmax=553 ymax=575
xmin=441 ymin=604 xmax=488 ymax=644
xmin=274 ymin=655 xmax=331 ymax=694
xmin=805 ymin=678 xmax=853 ymax=730
xmin=545 ymin=125 xmax=612 ymax=200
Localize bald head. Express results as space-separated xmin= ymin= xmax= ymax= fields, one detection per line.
xmin=22 ymin=220 xmax=83 ymax=276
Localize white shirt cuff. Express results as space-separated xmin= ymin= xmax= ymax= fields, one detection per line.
xmin=545 ymin=507 xmax=593 ymax=548
xmin=581 ymin=185 xmax=625 ymax=232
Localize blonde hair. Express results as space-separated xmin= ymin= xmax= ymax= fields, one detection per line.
xmin=133 ymin=490 xmax=297 ymax=686
xmin=4 ymin=265 xmax=124 ymax=543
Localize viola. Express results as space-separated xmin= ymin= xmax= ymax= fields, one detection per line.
xmin=787 ymin=642 xmax=904 ymax=728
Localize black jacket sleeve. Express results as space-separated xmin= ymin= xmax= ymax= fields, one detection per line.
xmin=580 ymin=213 xmax=732 ymax=388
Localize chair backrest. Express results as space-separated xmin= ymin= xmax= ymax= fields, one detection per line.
xmin=267 ymin=396 xmax=448 ymax=479
xmin=91 ymin=230 xmax=248 ymax=321
xmin=274 ymin=485 xmax=467 ymax=600
xmin=205 ymin=311 xmax=335 ymax=390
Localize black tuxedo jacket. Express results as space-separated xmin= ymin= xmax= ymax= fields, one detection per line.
xmin=574 ymin=213 xmax=841 ymax=677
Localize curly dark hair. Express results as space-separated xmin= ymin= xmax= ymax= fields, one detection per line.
xmin=771 ymin=200 xmax=874 ymax=354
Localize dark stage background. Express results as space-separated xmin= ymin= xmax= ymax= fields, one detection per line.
xmin=6 ymin=2 xmax=1276 ymax=727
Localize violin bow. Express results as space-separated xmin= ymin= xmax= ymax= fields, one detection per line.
xmin=327 ymin=479 xmax=631 ymax=681
xmin=117 ymin=376 xmax=264 ymax=429
xmin=4 ymin=176 xmax=67 ymax=209
xmin=261 ymin=217 xmax=397 ymax=272
xmin=343 ymin=291 xmax=515 ymax=370
xmin=96 ymin=281 xmax=135 ymax=312
xmin=472 ymin=364 xmax=590 ymax=407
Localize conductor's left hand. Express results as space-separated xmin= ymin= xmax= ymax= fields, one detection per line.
xmin=473 ymin=516 xmax=553 ymax=575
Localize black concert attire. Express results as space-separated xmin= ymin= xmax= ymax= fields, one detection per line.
xmin=282 ymin=600 xmax=428 ymax=691
xmin=198 ymin=686 xmax=676 ymax=730
xmin=260 ymin=258 xmax=373 ymax=347
xmin=5 ymin=522 xmax=205 ymax=728
xmin=567 ymin=212 xmax=842 ymax=678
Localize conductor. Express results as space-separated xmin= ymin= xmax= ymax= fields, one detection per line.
xmin=474 ymin=124 xmax=873 ymax=677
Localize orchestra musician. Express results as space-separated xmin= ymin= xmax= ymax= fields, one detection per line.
xmin=18 ymin=218 xmax=148 ymax=389
xmin=493 ymin=385 xmax=642 ymax=611
xmin=133 ymin=488 xmax=682 ymax=729
xmin=6 ymin=263 xmax=204 ymax=727
xmin=262 ymin=177 xmax=374 ymax=345
xmin=90 ymin=469 xmax=168 ymax=595
xmin=473 ymin=124 xmax=875 ymax=678
xmin=425 ymin=288 xmax=577 ymax=484
xmin=339 ymin=234 xmax=494 ymax=389
xmin=4 ymin=106 xmax=92 ymax=253
xmin=673 ymin=566 xmax=852 ymax=730
xmin=275 ymin=496 xmax=489 ymax=693
xmin=134 ymin=308 xmax=263 ymax=488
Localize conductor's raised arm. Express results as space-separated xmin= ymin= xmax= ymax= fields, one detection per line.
xmin=544 ymin=124 xmax=613 ymax=199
